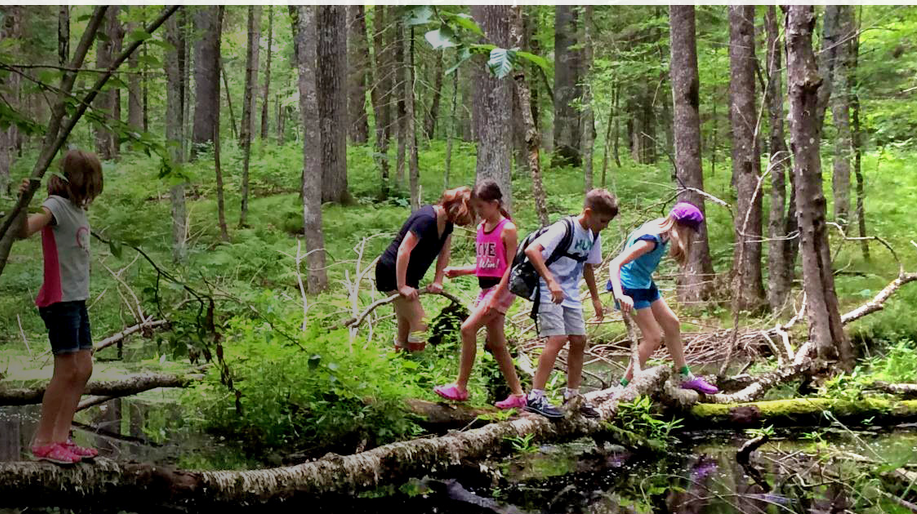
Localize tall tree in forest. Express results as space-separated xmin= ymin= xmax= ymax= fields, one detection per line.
xmin=728 ymin=5 xmax=765 ymax=310
xmin=552 ymin=5 xmax=582 ymax=167
xmin=93 ymin=6 xmax=120 ymax=160
xmin=347 ymin=5 xmax=369 ymax=144
xmin=830 ymin=5 xmax=854 ymax=229
xmin=317 ymin=6 xmax=349 ymax=204
xmin=110 ymin=8 xmax=124 ymax=158
xmin=669 ymin=5 xmax=715 ymax=303
xmin=370 ymin=5 xmax=391 ymax=197
xmin=239 ymin=6 xmax=261 ymax=228
xmin=220 ymin=62 xmax=238 ymax=140
xmin=815 ymin=6 xmax=840 ymax=132
xmin=126 ymin=15 xmax=143 ymax=133
xmin=0 ymin=6 xmax=21 ymax=196
xmin=394 ymin=18 xmax=406 ymax=185
xmin=786 ymin=6 xmax=852 ymax=369
xmin=260 ymin=7 xmax=274 ymax=141
xmin=191 ymin=6 xmax=223 ymax=157
xmin=850 ymin=7 xmax=869 ymax=259
xmin=511 ymin=6 xmax=548 ymax=226
xmin=403 ymin=25 xmax=420 ymax=209
xmin=58 ymin=6 xmax=69 ymax=65
xmin=764 ymin=6 xmax=794 ymax=313
xmin=165 ymin=14 xmax=187 ymax=263
xmin=581 ymin=6 xmax=595 ymax=192
xmin=424 ymin=52 xmax=445 ymax=140
xmin=472 ymin=6 xmax=513 ymax=212
xmin=290 ymin=6 xmax=328 ymax=293
xmin=213 ymin=85 xmax=229 ymax=242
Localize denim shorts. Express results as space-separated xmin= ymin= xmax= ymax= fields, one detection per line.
xmin=38 ymin=300 xmax=93 ymax=355
xmin=614 ymin=283 xmax=662 ymax=311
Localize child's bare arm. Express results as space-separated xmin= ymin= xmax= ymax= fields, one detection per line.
xmin=15 ymin=179 xmax=53 ymax=239
xmin=525 ymin=242 xmax=563 ymax=304
xmin=430 ymin=234 xmax=452 ymax=292
xmin=583 ymin=263 xmax=603 ymax=320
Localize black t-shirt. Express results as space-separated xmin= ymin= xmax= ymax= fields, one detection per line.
xmin=376 ymin=205 xmax=453 ymax=291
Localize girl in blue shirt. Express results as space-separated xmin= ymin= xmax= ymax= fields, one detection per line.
xmin=606 ymin=202 xmax=718 ymax=394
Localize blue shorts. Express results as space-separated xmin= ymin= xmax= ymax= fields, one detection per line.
xmin=38 ymin=300 xmax=93 ymax=355
xmin=611 ymin=283 xmax=661 ymax=311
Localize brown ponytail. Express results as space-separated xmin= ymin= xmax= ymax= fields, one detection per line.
xmin=472 ymin=179 xmax=511 ymax=220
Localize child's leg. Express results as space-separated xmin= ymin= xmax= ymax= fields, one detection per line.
xmin=454 ymin=305 xmax=499 ymax=390
xmin=649 ymin=297 xmax=687 ymax=371
xmin=393 ymin=296 xmax=427 ymax=342
xmin=51 ymin=350 xmax=93 ymax=443
xmin=566 ymin=335 xmax=586 ymax=390
xmin=34 ymin=354 xmax=81 ymax=445
xmin=484 ymin=315 xmax=524 ymax=396
xmin=532 ymin=335 xmax=568 ymax=390
xmin=622 ymin=307 xmax=664 ymax=383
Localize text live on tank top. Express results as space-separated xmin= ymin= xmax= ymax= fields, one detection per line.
xmin=475 ymin=218 xmax=510 ymax=289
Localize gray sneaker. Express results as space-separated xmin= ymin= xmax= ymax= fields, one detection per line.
xmin=525 ymin=395 xmax=564 ymax=419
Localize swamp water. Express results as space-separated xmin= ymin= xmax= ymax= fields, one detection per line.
xmin=2 ymin=398 xmax=915 ymax=513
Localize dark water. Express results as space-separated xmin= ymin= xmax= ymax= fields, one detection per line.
xmin=2 ymin=398 xmax=915 ymax=513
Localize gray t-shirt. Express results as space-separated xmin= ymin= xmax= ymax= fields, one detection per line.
xmin=531 ymin=218 xmax=602 ymax=309
xmin=36 ymin=195 xmax=91 ymax=307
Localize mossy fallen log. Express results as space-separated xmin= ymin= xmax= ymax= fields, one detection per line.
xmin=0 ymin=373 xmax=195 ymax=406
xmin=687 ymin=397 xmax=917 ymax=428
xmin=0 ymin=367 xmax=671 ymax=508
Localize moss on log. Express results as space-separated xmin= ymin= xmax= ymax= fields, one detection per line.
xmin=688 ymin=398 xmax=917 ymax=427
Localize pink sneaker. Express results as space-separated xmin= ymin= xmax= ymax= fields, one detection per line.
xmin=32 ymin=443 xmax=81 ymax=465
xmin=495 ymin=394 xmax=526 ymax=410
xmin=434 ymin=384 xmax=469 ymax=401
xmin=65 ymin=440 xmax=98 ymax=460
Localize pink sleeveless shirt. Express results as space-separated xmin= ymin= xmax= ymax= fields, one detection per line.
xmin=475 ymin=218 xmax=510 ymax=279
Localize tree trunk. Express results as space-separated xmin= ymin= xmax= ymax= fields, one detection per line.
xmin=850 ymin=7 xmax=869 ymax=260
xmin=317 ymin=6 xmax=349 ymax=205
xmin=443 ymin=50 xmax=459 ymax=189
xmin=394 ymin=19 xmax=407 ymax=185
xmin=214 ymin=57 xmax=230 ymax=242
xmin=58 ymin=6 xmax=69 ymax=66
xmin=552 ymin=5 xmax=582 ymax=167
xmin=260 ymin=7 xmax=274 ymax=141
xmin=346 ymin=5 xmax=369 ymax=144
xmin=370 ymin=5 xmax=391 ymax=198
xmin=290 ymin=6 xmax=328 ymax=293
xmin=126 ymin=20 xmax=143 ymax=133
xmin=276 ymin=93 xmax=285 ymax=145
xmin=472 ymin=6 xmax=513 ymax=212
xmin=93 ymin=6 xmax=119 ymax=160
xmin=142 ymin=42 xmax=149 ymax=131
xmin=581 ymin=6 xmax=595 ymax=193
xmin=830 ymin=6 xmax=854 ymax=229
xmin=220 ymin=61 xmax=238 ymax=141
xmin=0 ymin=373 xmax=193 ymax=406
xmin=111 ymin=10 xmax=124 ymax=158
xmin=165 ymin=14 xmax=187 ymax=263
xmin=815 ymin=6 xmax=840 ymax=133
xmin=688 ymin=398 xmax=917 ymax=429
xmin=511 ymin=7 xmax=548 ymax=226
xmin=178 ymin=9 xmax=189 ymax=160
xmin=0 ymin=6 xmax=21 ymax=197
xmin=191 ymin=6 xmax=223 ymax=158
xmin=424 ymin=52 xmax=445 ymax=140
xmin=669 ymin=6 xmax=716 ymax=304
xmin=404 ymin=26 xmax=420 ymax=210
xmin=764 ymin=6 xmax=793 ymax=313
xmin=239 ymin=6 xmax=261 ymax=229
xmin=786 ymin=5 xmax=852 ymax=370
xmin=728 ymin=5 xmax=765 ymax=311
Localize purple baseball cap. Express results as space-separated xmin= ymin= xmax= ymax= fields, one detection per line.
xmin=670 ymin=201 xmax=704 ymax=232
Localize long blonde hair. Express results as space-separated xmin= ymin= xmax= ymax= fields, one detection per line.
xmin=656 ymin=215 xmax=692 ymax=267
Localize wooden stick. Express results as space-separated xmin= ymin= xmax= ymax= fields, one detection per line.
xmin=16 ymin=315 xmax=32 ymax=358
xmin=343 ymin=287 xmax=465 ymax=328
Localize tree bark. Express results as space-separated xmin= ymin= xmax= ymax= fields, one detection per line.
xmin=728 ymin=5 xmax=766 ymax=311
xmin=404 ymin=25 xmax=420 ymax=210
xmin=214 ymin=73 xmax=230 ymax=242
xmin=191 ymin=6 xmax=223 ymax=158
xmin=688 ymin=398 xmax=917 ymax=428
xmin=581 ymin=6 xmax=595 ymax=193
xmin=317 ymin=6 xmax=349 ymax=205
xmin=165 ymin=13 xmax=187 ymax=264
xmin=552 ymin=5 xmax=582 ymax=167
xmin=220 ymin=61 xmax=238 ymax=141
xmin=815 ymin=6 xmax=840 ymax=133
xmin=443 ymin=50 xmax=459 ymax=189
xmin=424 ymin=52 xmax=445 ymax=141
xmin=830 ymin=6 xmax=854 ymax=229
xmin=58 ymin=6 xmax=69 ymax=66
xmin=764 ymin=6 xmax=793 ymax=313
xmin=260 ymin=7 xmax=274 ymax=141
xmin=290 ymin=6 xmax=328 ymax=293
xmin=394 ymin=19 xmax=406 ymax=185
xmin=126 ymin=19 xmax=143 ymax=133
xmin=142 ymin=41 xmax=149 ymax=131
xmin=370 ymin=5 xmax=391 ymax=197
xmin=347 ymin=5 xmax=369 ymax=144
xmin=239 ymin=6 xmax=261 ymax=229
xmin=93 ymin=6 xmax=120 ymax=160
xmin=669 ymin=6 xmax=716 ymax=305
xmin=511 ymin=7 xmax=548 ymax=227
xmin=472 ymin=5 xmax=513 ymax=213
xmin=0 ymin=373 xmax=193 ymax=406
xmin=786 ymin=5 xmax=853 ymax=370
xmin=0 ymin=6 xmax=21 ymax=197
xmin=177 ymin=9 xmax=188 ymax=160
xmin=850 ymin=7 xmax=869 ymax=260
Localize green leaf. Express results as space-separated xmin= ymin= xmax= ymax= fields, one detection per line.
xmin=446 ymin=12 xmax=483 ymax=36
xmin=487 ymin=47 xmax=516 ymax=79
xmin=404 ymin=5 xmax=434 ymax=26
xmin=109 ymin=240 xmax=123 ymax=259
xmin=308 ymin=354 xmax=322 ymax=369
xmin=424 ymin=26 xmax=458 ymax=50
xmin=516 ymin=51 xmax=550 ymax=71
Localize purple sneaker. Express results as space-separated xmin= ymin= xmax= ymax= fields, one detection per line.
xmin=680 ymin=376 xmax=719 ymax=395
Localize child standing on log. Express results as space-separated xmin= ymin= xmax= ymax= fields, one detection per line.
xmin=607 ymin=202 xmax=719 ymax=394
xmin=15 ymin=150 xmax=104 ymax=464
xmin=434 ymin=180 xmax=527 ymax=409
xmin=524 ymin=189 xmax=619 ymax=419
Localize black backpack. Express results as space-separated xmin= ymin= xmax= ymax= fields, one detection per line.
xmin=509 ymin=217 xmax=592 ymax=319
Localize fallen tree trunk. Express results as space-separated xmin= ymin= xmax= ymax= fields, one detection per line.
xmin=687 ymin=397 xmax=917 ymax=428
xmin=94 ymin=320 xmax=170 ymax=353
xmin=0 ymin=367 xmax=669 ymax=507
xmin=0 ymin=373 xmax=194 ymax=406
xmin=868 ymin=381 xmax=917 ymax=399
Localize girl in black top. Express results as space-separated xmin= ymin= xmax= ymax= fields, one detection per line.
xmin=375 ymin=187 xmax=474 ymax=350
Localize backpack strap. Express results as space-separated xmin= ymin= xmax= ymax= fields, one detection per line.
xmin=544 ymin=217 xmax=576 ymax=267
